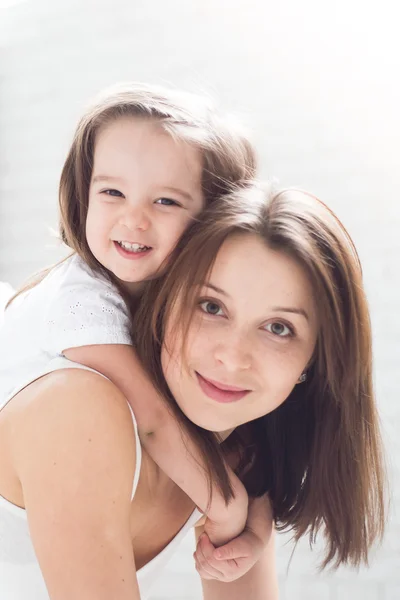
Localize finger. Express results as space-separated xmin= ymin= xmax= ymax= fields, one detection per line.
xmin=195 ymin=554 xmax=223 ymax=580
xmin=198 ymin=533 xmax=218 ymax=563
xmin=195 ymin=536 xmax=225 ymax=580
xmin=213 ymin=532 xmax=263 ymax=562
xmin=197 ymin=536 xmax=239 ymax=575
xmin=194 ymin=557 xmax=214 ymax=580
xmin=202 ymin=556 xmax=239 ymax=581
xmin=196 ymin=543 xmax=225 ymax=579
xmin=213 ymin=537 xmax=250 ymax=561
xmin=197 ymin=552 xmax=251 ymax=583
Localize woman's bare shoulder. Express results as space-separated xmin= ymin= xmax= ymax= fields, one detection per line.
xmin=6 ymin=368 xmax=142 ymax=598
xmin=9 ymin=368 xmax=137 ymax=484
xmin=11 ymin=367 xmax=131 ymax=418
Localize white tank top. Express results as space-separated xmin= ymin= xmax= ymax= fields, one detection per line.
xmin=0 ymin=357 xmax=201 ymax=599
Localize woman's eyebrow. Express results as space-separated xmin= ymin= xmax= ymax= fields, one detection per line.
xmin=205 ymin=283 xmax=229 ymax=297
xmin=271 ymin=306 xmax=310 ymax=321
xmin=205 ymin=283 xmax=309 ymax=321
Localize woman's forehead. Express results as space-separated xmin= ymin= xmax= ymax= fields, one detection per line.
xmin=204 ymin=234 xmax=316 ymax=316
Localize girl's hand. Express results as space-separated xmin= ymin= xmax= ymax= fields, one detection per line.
xmin=194 ymin=529 xmax=264 ymax=582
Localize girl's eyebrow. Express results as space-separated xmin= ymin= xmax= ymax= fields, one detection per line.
xmin=92 ymin=175 xmax=124 ymax=184
xmin=205 ymin=283 xmax=309 ymax=321
xmin=91 ymin=177 xmax=193 ymax=202
xmin=164 ymin=186 xmax=194 ymax=202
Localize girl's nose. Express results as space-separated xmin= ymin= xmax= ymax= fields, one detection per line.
xmin=120 ymin=204 xmax=150 ymax=232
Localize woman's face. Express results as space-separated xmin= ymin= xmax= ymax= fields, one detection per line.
xmin=161 ymin=233 xmax=318 ymax=433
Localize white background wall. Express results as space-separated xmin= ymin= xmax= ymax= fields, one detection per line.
xmin=0 ymin=1 xmax=399 ymax=598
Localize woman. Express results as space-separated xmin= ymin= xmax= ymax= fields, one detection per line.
xmin=0 ymin=183 xmax=386 ymax=599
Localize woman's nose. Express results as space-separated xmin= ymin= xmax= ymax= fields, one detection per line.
xmin=214 ymin=333 xmax=252 ymax=371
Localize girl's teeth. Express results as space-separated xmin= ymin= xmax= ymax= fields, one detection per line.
xmin=118 ymin=241 xmax=149 ymax=253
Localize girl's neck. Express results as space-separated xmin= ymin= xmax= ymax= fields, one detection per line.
xmin=119 ymin=279 xmax=146 ymax=297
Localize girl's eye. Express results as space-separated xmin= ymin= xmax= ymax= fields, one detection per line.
xmin=155 ymin=197 xmax=180 ymax=207
xmin=199 ymin=301 xmax=224 ymax=317
xmin=264 ymin=322 xmax=293 ymax=337
xmin=102 ymin=189 xmax=123 ymax=197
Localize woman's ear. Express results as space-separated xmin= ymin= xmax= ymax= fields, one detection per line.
xmin=297 ymin=372 xmax=307 ymax=384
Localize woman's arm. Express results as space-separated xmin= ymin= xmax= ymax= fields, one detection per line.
xmin=10 ymin=369 xmax=141 ymax=599
xmin=195 ymin=523 xmax=279 ymax=600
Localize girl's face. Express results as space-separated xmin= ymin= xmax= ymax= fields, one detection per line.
xmin=161 ymin=234 xmax=319 ymax=434
xmin=86 ymin=117 xmax=204 ymax=290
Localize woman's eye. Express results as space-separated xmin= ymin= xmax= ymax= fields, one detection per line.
xmin=155 ymin=197 xmax=180 ymax=207
xmin=264 ymin=322 xmax=293 ymax=337
xmin=199 ymin=301 xmax=224 ymax=316
xmin=102 ymin=189 xmax=123 ymax=197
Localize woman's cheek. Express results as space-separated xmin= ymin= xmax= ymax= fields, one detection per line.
xmin=160 ymin=343 xmax=180 ymax=386
xmin=186 ymin=323 xmax=214 ymax=365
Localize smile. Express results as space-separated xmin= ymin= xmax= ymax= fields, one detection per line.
xmin=195 ymin=372 xmax=250 ymax=404
xmin=114 ymin=241 xmax=152 ymax=259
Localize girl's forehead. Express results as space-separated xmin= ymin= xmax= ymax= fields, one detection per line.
xmin=92 ymin=117 xmax=204 ymax=187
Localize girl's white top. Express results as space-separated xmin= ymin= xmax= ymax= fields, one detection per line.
xmin=0 ymin=262 xmax=200 ymax=599
xmin=0 ymin=254 xmax=132 ymax=407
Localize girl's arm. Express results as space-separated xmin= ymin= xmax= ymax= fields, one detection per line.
xmin=11 ymin=369 xmax=141 ymax=599
xmin=194 ymin=521 xmax=279 ymax=600
xmin=64 ymin=344 xmax=248 ymax=546
xmin=194 ymin=494 xmax=275 ymax=583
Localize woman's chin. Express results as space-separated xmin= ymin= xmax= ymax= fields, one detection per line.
xmin=183 ymin=410 xmax=235 ymax=434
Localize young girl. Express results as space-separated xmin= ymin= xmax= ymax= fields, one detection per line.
xmin=0 ymin=82 xmax=263 ymax=554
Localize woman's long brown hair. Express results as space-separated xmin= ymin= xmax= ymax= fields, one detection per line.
xmin=134 ymin=182 xmax=387 ymax=569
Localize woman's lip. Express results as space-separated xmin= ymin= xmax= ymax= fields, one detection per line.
xmin=195 ymin=372 xmax=250 ymax=404
xmin=199 ymin=375 xmax=249 ymax=392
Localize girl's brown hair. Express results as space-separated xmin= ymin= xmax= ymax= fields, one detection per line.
xmin=8 ymin=82 xmax=256 ymax=302
xmin=134 ymin=182 xmax=387 ymax=569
